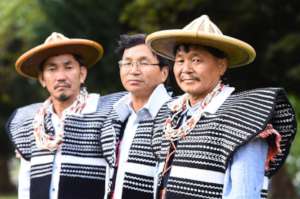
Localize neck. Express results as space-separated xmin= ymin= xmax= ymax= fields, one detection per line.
xmin=188 ymin=95 xmax=204 ymax=106
xmin=130 ymin=94 xmax=149 ymax=112
xmin=52 ymin=96 xmax=77 ymax=118
xmin=188 ymin=81 xmax=221 ymax=106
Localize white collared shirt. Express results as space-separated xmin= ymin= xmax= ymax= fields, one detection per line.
xmin=112 ymin=84 xmax=171 ymax=199
xmin=185 ymin=85 xmax=235 ymax=115
xmin=18 ymin=94 xmax=100 ymax=199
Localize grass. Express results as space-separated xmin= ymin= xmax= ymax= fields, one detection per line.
xmin=0 ymin=195 xmax=17 ymax=199
xmin=0 ymin=158 xmax=18 ymax=199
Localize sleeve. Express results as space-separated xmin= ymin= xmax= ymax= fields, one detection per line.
xmin=5 ymin=103 xmax=41 ymax=160
xmin=18 ymin=157 xmax=31 ymax=199
xmin=265 ymin=89 xmax=297 ymax=177
xmin=223 ymin=138 xmax=268 ymax=199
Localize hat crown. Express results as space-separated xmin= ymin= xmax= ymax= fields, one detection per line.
xmin=44 ymin=32 xmax=70 ymax=44
xmin=183 ymin=15 xmax=223 ymax=36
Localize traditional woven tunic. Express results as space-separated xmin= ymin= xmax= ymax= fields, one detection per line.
xmin=101 ymin=85 xmax=171 ymax=199
xmin=6 ymin=92 xmax=124 ymax=199
xmin=152 ymin=87 xmax=297 ymax=199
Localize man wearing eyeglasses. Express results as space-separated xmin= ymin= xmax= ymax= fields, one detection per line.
xmin=100 ymin=34 xmax=171 ymax=199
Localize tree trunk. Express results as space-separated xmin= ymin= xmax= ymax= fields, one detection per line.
xmin=0 ymin=158 xmax=16 ymax=194
xmin=270 ymin=165 xmax=299 ymax=199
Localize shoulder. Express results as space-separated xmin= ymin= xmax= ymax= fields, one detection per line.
xmin=100 ymin=91 xmax=127 ymax=102
xmin=6 ymin=102 xmax=41 ymax=138
xmin=223 ymin=87 xmax=289 ymax=112
xmin=7 ymin=103 xmax=42 ymax=126
xmin=5 ymin=103 xmax=42 ymax=161
xmin=96 ymin=91 xmax=127 ymax=111
xmin=231 ymin=87 xmax=290 ymax=103
xmin=156 ymin=97 xmax=176 ymax=118
xmin=232 ymin=87 xmax=286 ymax=99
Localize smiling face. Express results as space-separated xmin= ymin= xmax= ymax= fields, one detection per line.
xmin=119 ymin=44 xmax=168 ymax=99
xmin=173 ymin=45 xmax=227 ymax=105
xmin=38 ymin=54 xmax=87 ymax=106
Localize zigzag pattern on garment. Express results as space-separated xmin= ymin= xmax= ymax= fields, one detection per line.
xmin=152 ymin=87 xmax=296 ymax=199
xmin=6 ymin=92 xmax=125 ymax=199
xmin=101 ymin=99 xmax=173 ymax=198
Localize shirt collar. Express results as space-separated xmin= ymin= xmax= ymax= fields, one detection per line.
xmin=203 ymin=86 xmax=235 ymax=114
xmin=48 ymin=93 xmax=100 ymax=116
xmin=114 ymin=84 xmax=171 ymax=121
xmin=170 ymin=85 xmax=235 ymax=116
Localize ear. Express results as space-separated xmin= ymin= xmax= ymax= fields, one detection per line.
xmin=80 ymin=66 xmax=88 ymax=84
xmin=160 ymin=66 xmax=169 ymax=83
xmin=38 ymin=73 xmax=46 ymax=88
xmin=217 ymin=58 xmax=228 ymax=76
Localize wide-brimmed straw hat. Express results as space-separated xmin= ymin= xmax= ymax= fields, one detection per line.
xmin=15 ymin=32 xmax=103 ymax=79
xmin=146 ymin=15 xmax=256 ymax=67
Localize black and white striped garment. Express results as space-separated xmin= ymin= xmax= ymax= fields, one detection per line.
xmin=6 ymin=92 xmax=125 ymax=199
xmin=101 ymin=102 xmax=171 ymax=199
xmin=152 ymin=87 xmax=297 ymax=199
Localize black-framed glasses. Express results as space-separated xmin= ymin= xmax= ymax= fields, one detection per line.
xmin=118 ymin=60 xmax=160 ymax=69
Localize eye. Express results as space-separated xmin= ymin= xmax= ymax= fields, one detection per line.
xmin=192 ymin=57 xmax=202 ymax=64
xmin=139 ymin=60 xmax=150 ymax=66
xmin=123 ymin=62 xmax=132 ymax=68
xmin=65 ymin=65 xmax=73 ymax=70
xmin=174 ymin=58 xmax=184 ymax=65
xmin=118 ymin=60 xmax=132 ymax=68
xmin=45 ymin=66 xmax=56 ymax=72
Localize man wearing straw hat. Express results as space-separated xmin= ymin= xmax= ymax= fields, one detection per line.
xmin=6 ymin=32 xmax=123 ymax=199
xmin=146 ymin=15 xmax=297 ymax=199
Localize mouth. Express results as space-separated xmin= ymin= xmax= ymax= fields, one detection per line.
xmin=54 ymin=84 xmax=71 ymax=90
xmin=127 ymin=79 xmax=143 ymax=84
xmin=180 ymin=76 xmax=199 ymax=83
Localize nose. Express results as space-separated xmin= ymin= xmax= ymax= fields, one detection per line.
xmin=128 ymin=63 xmax=141 ymax=74
xmin=55 ymin=68 xmax=68 ymax=81
xmin=181 ymin=60 xmax=193 ymax=73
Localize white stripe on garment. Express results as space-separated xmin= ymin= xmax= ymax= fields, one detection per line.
xmin=31 ymin=155 xmax=53 ymax=165
xmin=263 ymin=176 xmax=269 ymax=190
xmin=124 ymin=162 xmax=156 ymax=177
xmin=169 ymin=165 xmax=225 ymax=184
xmin=61 ymin=155 xmax=107 ymax=166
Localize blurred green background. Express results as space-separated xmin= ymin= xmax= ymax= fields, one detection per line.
xmin=0 ymin=0 xmax=300 ymax=198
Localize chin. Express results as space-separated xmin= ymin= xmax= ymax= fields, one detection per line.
xmin=180 ymin=85 xmax=193 ymax=93
xmin=58 ymin=93 xmax=70 ymax=102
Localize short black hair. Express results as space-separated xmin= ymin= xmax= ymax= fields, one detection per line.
xmin=115 ymin=33 xmax=170 ymax=69
xmin=173 ymin=44 xmax=227 ymax=59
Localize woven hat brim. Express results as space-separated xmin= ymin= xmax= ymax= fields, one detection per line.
xmin=146 ymin=30 xmax=256 ymax=68
xmin=15 ymin=39 xmax=103 ymax=79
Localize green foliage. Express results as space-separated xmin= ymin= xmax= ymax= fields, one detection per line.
xmin=37 ymin=0 xmax=123 ymax=93
xmin=120 ymin=0 xmax=206 ymax=33
xmin=0 ymin=0 xmax=48 ymax=157
xmin=287 ymin=94 xmax=300 ymax=189
xmin=0 ymin=195 xmax=17 ymax=199
xmin=121 ymin=0 xmax=300 ymax=92
xmin=0 ymin=0 xmax=44 ymax=44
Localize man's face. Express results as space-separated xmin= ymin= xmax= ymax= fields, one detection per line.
xmin=38 ymin=54 xmax=87 ymax=105
xmin=120 ymin=44 xmax=168 ymax=98
xmin=173 ymin=46 xmax=227 ymax=104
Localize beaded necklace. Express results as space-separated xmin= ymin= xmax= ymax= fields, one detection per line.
xmin=164 ymin=82 xmax=224 ymax=141
xmin=32 ymin=88 xmax=88 ymax=151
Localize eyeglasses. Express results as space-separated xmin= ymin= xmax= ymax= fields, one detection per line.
xmin=118 ymin=60 xmax=160 ymax=69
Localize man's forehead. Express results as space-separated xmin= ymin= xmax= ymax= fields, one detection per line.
xmin=43 ymin=53 xmax=76 ymax=64
xmin=123 ymin=44 xmax=156 ymax=59
xmin=176 ymin=45 xmax=207 ymax=56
